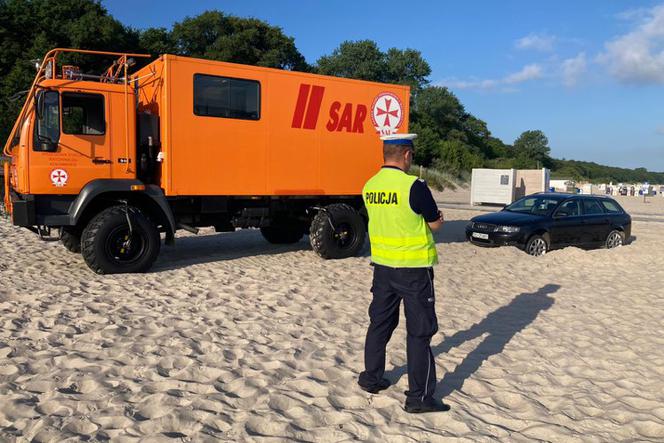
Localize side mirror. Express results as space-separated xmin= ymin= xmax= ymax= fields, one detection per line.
xmin=34 ymin=140 xmax=58 ymax=152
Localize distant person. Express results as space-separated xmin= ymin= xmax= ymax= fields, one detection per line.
xmin=358 ymin=133 xmax=448 ymax=413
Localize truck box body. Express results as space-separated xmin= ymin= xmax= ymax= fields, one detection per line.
xmin=135 ymin=55 xmax=410 ymax=197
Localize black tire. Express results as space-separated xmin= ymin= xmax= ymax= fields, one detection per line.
xmin=605 ymin=229 xmax=625 ymax=249
xmin=310 ymin=204 xmax=366 ymax=259
xmin=525 ymin=234 xmax=549 ymax=257
xmin=59 ymin=227 xmax=81 ymax=253
xmin=260 ymin=223 xmax=305 ymax=244
xmin=81 ymin=205 xmax=160 ymax=274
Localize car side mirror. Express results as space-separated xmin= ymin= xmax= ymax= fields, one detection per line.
xmin=34 ymin=140 xmax=58 ymax=152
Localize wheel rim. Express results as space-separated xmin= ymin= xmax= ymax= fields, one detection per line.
xmin=607 ymin=231 xmax=623 ymax=249
xmin=528 ymin=238 xmax=547 ymax=256
xmin=104 ymin=226 xmax=146 ymax=264
xmin=333 ymin=222 xmax=354 ymax=249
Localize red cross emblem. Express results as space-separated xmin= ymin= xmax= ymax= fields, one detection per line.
xmin=371 ymin=92 xmax=404 ymax=135
xmin=50 ymin=169 xmax=68 ymax=187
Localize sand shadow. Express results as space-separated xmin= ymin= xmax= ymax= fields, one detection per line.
xmin=153 ymin=229 xmax=311 ymax=271
xmin=384 ymin=284 xmax=559 ymax=399
xmin=432 ymin=220 xmax=470 ymax=244
xmin=158 ymin=220 xmax=471 ymax=269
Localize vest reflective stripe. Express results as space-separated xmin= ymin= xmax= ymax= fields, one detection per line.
xmin=371 ymin=234 xmax=432 ymax=247
xmin=371 ymin=246 xmax=438 ymax=262
xmin=363 ymin=168 xmax=438 ymax=268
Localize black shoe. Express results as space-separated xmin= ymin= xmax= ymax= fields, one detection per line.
xmin=404 ymin=398 xmax=451 ymax=413
xmin=358 ymin=378 xmax=391 ymax=394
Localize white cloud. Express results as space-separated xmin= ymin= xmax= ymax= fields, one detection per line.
xmin=615 ymin=7 xmax=651 ymax=22
xmin=505 ymin=64 xmax=543 ymax=84
xmin=442 ymin=64 xmax=543 ymax=91
xmin=599 ymin=4 xmax=664 ymax=84
xmin=561 ymin=52 xmax=587 ymax=86
xmin=515 ymin=33 xmax=556 ymax=52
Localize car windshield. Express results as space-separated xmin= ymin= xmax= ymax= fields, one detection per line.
xmin=505 ymin=196 xmax=562 ymax=216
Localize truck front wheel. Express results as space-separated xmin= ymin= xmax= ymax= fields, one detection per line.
xmin=81 ymin=205 xmax=161 ymax=274
xmin=59 ymin=227 xmax=82 ymax=253
xmin=310 ymin=204 xmax=366 ymax=259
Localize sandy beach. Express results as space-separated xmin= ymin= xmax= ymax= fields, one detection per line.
xmin=1 ymin=195 xmax=664 ymax=441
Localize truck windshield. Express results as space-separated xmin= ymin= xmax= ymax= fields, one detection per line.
xmin=34 ymin=90 xmax=60 ymax=144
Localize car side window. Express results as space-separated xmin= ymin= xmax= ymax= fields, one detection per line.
xmin=554 ymin=199 xmax=580 ymax=217
xmin=601 ymin=200 xmax=621 ymax=213
xmin=582 ymin=198 xmax=605 ymax=215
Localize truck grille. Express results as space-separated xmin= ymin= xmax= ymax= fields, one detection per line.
xmin=472 ymin=222 xmax=496 ymax=232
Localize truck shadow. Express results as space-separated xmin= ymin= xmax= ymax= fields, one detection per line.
xmin=153 ymin=229 xmax=311 ymax=271
xmin=383 ymin=284 xmax=559 ymax=399
xmin=156 ymin=220 xmax=471 ymax=269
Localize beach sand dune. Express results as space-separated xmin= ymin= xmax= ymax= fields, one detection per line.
xmin=0 ymin=209 xmax=663 ymax=441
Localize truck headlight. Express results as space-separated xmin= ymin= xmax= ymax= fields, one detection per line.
xmin=496 ymin=225 xmax=520 ymax=233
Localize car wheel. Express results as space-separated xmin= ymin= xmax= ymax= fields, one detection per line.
xmin=605 ymin=229 xmax=624 ymax=249
xmin=525 ymin=234 xmax=548 ymax=257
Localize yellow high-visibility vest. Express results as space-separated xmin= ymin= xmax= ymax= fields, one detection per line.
xmin=363 ymin=167 xmax=438 ymax=268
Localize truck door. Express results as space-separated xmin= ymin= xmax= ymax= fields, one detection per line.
xmin=29 ymin=90 xmax=111 ymax=194
xmin=59 ymin=91 xmax=112 ymax=184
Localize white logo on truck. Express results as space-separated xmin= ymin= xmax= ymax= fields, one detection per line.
xmin=371 ymin=92 xmax=404 ymax=136
xmin=50 ymin=169 xmax=68 ymax=187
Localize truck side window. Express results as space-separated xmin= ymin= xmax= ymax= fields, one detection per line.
xmin=62 ymin=92 xmax=105 ymax=135
xmin=193 ymin=74 xmax=260 ymax=120
xmin=33 ymin=90 xmax=60 ymax=148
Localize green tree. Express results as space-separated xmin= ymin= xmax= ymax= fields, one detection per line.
xmin=317 ymin=40 xmax=385 ymax=81
xmin=412 ymin=86 xmax=465 ymax=138
xmin=316 ymin=40 xmax=430 ymax=91
xmin=384 ymin=47 xmax=431 ymax=92
xmin=0 ymin=0 xmax=139 ymax=146
xmin=169 ymin=11 xmax=308 ymax=70
xmin=138 ymin=27 xmax=176 ymax=55
xmin=512 ymin=130 xmax=552 ymax=168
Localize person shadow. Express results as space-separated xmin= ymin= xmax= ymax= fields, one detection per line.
xmin=384 ymin=284 xmax=559 ymax=399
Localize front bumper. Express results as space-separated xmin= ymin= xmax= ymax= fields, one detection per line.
xmin=9 ymin=191 xmax=35 ymax=226
xmin=8 ymin=191 xmax=75 ymax=228
xmin=465 ymin=227 xmax=526 ymax=247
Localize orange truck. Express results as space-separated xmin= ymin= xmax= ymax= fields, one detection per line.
xmin=3 ymin=48 xmax=410 ymax=274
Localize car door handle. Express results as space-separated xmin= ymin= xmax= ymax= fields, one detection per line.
xmin=92 ymin=158 xmax=112 ymax=164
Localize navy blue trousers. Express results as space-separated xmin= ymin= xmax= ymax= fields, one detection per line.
xmin=359 ymin=264 xmax=438 ymax=403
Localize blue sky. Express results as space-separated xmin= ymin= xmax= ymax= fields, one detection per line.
xmin=103 ymin=0 xmax=664 ymax=171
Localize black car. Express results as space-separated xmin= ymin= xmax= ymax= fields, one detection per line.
xmin=466 ymin=193 xmax=632 ymax=256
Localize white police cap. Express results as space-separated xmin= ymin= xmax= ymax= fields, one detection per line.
xmin=380 ymin=133 xmax=417 ymax=145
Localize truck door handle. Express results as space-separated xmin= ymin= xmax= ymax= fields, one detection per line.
xmin=92 ymin=158 xmax=112 ymax=164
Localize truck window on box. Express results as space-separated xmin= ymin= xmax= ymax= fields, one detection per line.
xmin=193 ymin=74 xmax=260 ymax=120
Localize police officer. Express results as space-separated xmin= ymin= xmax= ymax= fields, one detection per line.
xmin=358 ymin=133 xmax=449 ymax=413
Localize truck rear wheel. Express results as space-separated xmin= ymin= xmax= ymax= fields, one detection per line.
xmin=260 ymin=224 xmax=305 ymax=244
xmin=81 ymin=205 xmax=160 ymax=274
xmin=310 ymin=204 xmax=366 ymax=259
xmin=59 ymin=227 xmax=81 ymax=253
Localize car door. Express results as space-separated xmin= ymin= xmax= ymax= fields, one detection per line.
xmin=581 ymin=198 xmax=609 ymax=244
xmin=550 ymin=198 xmax=583 ymax=246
